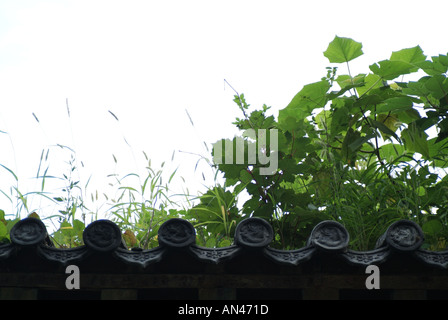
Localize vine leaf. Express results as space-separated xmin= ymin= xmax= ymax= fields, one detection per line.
xmin=341 ymin=128 xmax=361 ymax=165
xmin=390 ymin=46 xmax=426 ymax=72
xmin=401 ymin=122 xmax=430 ymax=159
xmin=436 ymin=119 xmax=448 ymax=143
xmin=356 ymin=73 xmax=382 ymax=97
xmin=369 ymin=60 xmax=416 ymax=80
xmin=278 ymin=80 xmax=330 ymax=132
xmin=370 ymin=118 xmax=400 ymax=142
xmin=418 ymin=54 xmax=448 ymax=75
xmin=424 ymin=74 xmax=448 ymax=99
xmin=323 ymin=36 xmax=363 ymax=63
xmin=369 ymin=46 xmax=426 ymax=80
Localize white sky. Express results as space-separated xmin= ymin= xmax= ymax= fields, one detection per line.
xmin=0 ymin=0 xmax=447 ymax=221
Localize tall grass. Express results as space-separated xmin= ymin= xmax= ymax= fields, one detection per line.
xmin=0 ymin=101 xmax=228 ymax=248
xmin=1 ymin=91 xmax=258 ymax=251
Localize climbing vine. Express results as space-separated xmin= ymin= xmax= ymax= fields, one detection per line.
xmin=212 ymin=36 xmax=448 ymax=250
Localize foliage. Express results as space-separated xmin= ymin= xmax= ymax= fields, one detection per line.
xmin=1 ymin=36 xmax=448 ymax=252
xmin=0 ymin=209 xmax=19 ymax=244
xmin=185 ymin=184 xmax=243 ymax=247
xmin=106 ymin=153 xmax=184 ymax=249
xmin=212 ymin=36 xmax=448 ymax=250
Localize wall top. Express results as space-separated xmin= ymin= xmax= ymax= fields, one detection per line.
xmin=1 ymin=216 xmax=447 ymax=270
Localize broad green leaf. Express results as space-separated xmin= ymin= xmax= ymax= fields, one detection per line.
xmin=354 ymin=87 xmax=403 ymax=112
xmin=422 ymin=219 xmax=443 ymax=236
xmin=279 ymin=80 xmax=330 ymax=132
xmin=369 ymin=60 xmax=416 ymax=80
xmin=341 ymin=128 xmax=361 ymax=165
xmin=401 ymin=122 xmax=430 ymax=159
xmin=417 ymin=55 xmax=448 ymax=75
xmin=0 ymin=222 xmax=7 ymax=239
xmin=436 ymin=54 xmax=448 ymax=67
xmin=73 ymin=219 xmax=85 ymax=233
xmin=397 ymin=108 xmax=421 ymax=124
xmin=424 ymin=75 xmax=448 ymax=99
xmin=323 ymin=36 xmax=363 ymax=63
xmin=205 ymin=237 xmax=216 ymax=248
xmin=377 ymin=114 xmax=401 ymax=138
xmin=406 ymin=78 xmax=431 ymax=94
xmin=379 ymin=143 xmax=406 ymax=162
xmin=370 ymin=119 xmax=400 ymax=141
xmin=239 ymin=169 xmax=253 ymax=184
xmin=436 ymin=118 xmax=448 ymax=143
xmin=415 ymin=112 xmax=440 ymax=132
xmin=428 ymin=137 xmax=448 ymax=167
xmin=348 ymin=133 xmax=376 ymax=151
xmin=356 ymin=73 xmax=382 ymax=97
xmin=315 ymin=109 xmax=331 ymax=130
xmin=277 ymin=109 xmax=307 ymax=134
xmin=286 ymin=80 xmax=330 ymax=110
xmin=375 ymin=96 xmax=414 ymax=114
xmin=336 ymin=74 xmax=366 ymax=89
xmin=330 ymin=105 xmax=350 ymax=137
xmin=327 ymin=83 xmax=366 ymax=100
xmin=390 ymin=46 xmax=426 ymax=72
xmin=218 ymin=238 xmax=232 ymax=248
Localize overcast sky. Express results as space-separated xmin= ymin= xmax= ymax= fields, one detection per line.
xmin=0 ymin=0 xmax=447 ymax=219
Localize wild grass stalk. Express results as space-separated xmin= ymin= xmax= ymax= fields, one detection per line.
xmin=0 ymin=98 xmax=244 ymax=249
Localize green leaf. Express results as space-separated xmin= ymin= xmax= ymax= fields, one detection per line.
xmin=239 ymin=169 xmax=253 ymax=184
xmin=417 ymin=55 xmax=448 ymax=75
xmin=205 ymin=237 xmax=216 ymax=248
xmin=375 ymin=96 xmax=414 ymax=114
xmin=397 ymin=108 xmax=421 ymax=124
xmin=335 ymin=74 xmax=366 ymax=90
xmin=73 ymin=219 xmax=85 ymax=233
xmin=424 ymin=75 xmax=448 ymax=99
xmin=422 ymin=219 xmax=443 ymax=236
xmin=390 ymin=46 xmax=426 ymax=71
xmin=341 ymin=128 xmax=361 ymax=165
xmin=379 ymin=143 xmax=406 ymax=162
xmin=369 ymin=119 xmax=400 ymax=141
xmin=428 ymin=137 xmax=448 ymax=167
xmin=323 ymin=36 xmax=363 ymax=63
xmin=401 ymin=122 xmax=430 ymax=159
xmin=330 ymin=105 xmax=350 ymax=138
xmin=378 ymin=113 xmax=401 ymax=134
xmin=435 ymin=54 xmax=448 ymax=67
xmin=327 ymin=82 xmax=366 ymax=100
xmin=403 ymin=79 xmax=430 ymax=96
xmin=0 ymin=222 xmax=7 ymax=239
xmin=278 ymin=80 xmax=330 ymax=132
xmin=218 ymin=238 xmax=232 ymax=248
xmin=369 ymin=60 xmax=416 ymax=80
xmin=348 ymin=133 xmax=376 ymax=151
xmin=356 ymin=73 xmax=383 ymax=97
xmin=436 ymin=118 xmax=448 ymax=143
xmin=314 ymin=109 xmax=331 ymax=130
xmin=286 ymin=80 xmax=330 ymax=110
